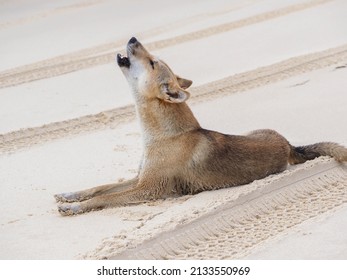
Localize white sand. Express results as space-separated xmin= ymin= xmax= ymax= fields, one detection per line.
xmin=0 ymin=0 xmax=347 ymax=259
xmin=244 ymin=204 xmax=347 ymax=259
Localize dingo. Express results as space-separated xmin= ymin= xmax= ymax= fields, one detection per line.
xmin=55 ymin=37 xmax=347 ymax=215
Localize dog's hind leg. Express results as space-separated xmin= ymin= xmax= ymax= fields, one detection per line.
xmin=54 ymin=177 xmax=139 ymax=203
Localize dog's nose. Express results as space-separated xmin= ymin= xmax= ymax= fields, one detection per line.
xmin=129 ymin=37 xmax=137 ymax=44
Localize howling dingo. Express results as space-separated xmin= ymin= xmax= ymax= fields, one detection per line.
xmin=55 ymin=37 xmax=347 ymax=215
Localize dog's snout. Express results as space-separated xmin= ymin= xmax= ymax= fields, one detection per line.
xmin=129 ymin=37 xmax=137 ymax=44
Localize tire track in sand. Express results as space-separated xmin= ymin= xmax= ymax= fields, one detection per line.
xmin=0 ymin=0 xmax=257 ymax=72
xmin=0 ymin=0 xmax=331 ymax=89
xmin=1 ymin=44 xmax=347 ymax=154
xmin=0 ymin=0 xmax=105 ymax=30
xmin=111 ymin=160 xmax=347 ymax=259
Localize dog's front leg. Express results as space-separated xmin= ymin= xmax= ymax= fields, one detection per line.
xmin=57 ymin=178 xmax=169 ymax=215
xmin=54 ymin=177 xmax=139 ymax=203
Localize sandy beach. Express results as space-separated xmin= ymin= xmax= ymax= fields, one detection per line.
xmin=0 ymin=0 xmax=347 ymax=259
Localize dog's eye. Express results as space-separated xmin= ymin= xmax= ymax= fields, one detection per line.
xmin=149 ymin=59 xmax=155 ymax=70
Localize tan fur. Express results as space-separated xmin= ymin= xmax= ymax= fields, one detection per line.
xmin=55 ymin=37 xmax=347 ymax=215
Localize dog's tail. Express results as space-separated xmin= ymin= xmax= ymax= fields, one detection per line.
xmin=289 ymin=142 xmax=347 ymax=164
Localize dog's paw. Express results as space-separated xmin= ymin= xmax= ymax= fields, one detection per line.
xmin=58 ymin=203 xmax=83 ymax=216
xmin=54 ymin=192 xmax=80 ymax=203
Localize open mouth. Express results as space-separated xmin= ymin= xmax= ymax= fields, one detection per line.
xmin=117 ymin=53 xmax=130 ymax=68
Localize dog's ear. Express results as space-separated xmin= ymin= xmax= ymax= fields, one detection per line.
xmin=158 ymin=83 xmax=190 ymax=103
xmin=176 ymin=76 xmax=193 ymax=89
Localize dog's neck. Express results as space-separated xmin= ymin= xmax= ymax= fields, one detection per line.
xmin=134 ymin=97 xmax=201 ymax=146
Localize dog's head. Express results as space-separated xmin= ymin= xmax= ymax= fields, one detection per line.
xmin=117 ymin=37 xmax=192 ymax=103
